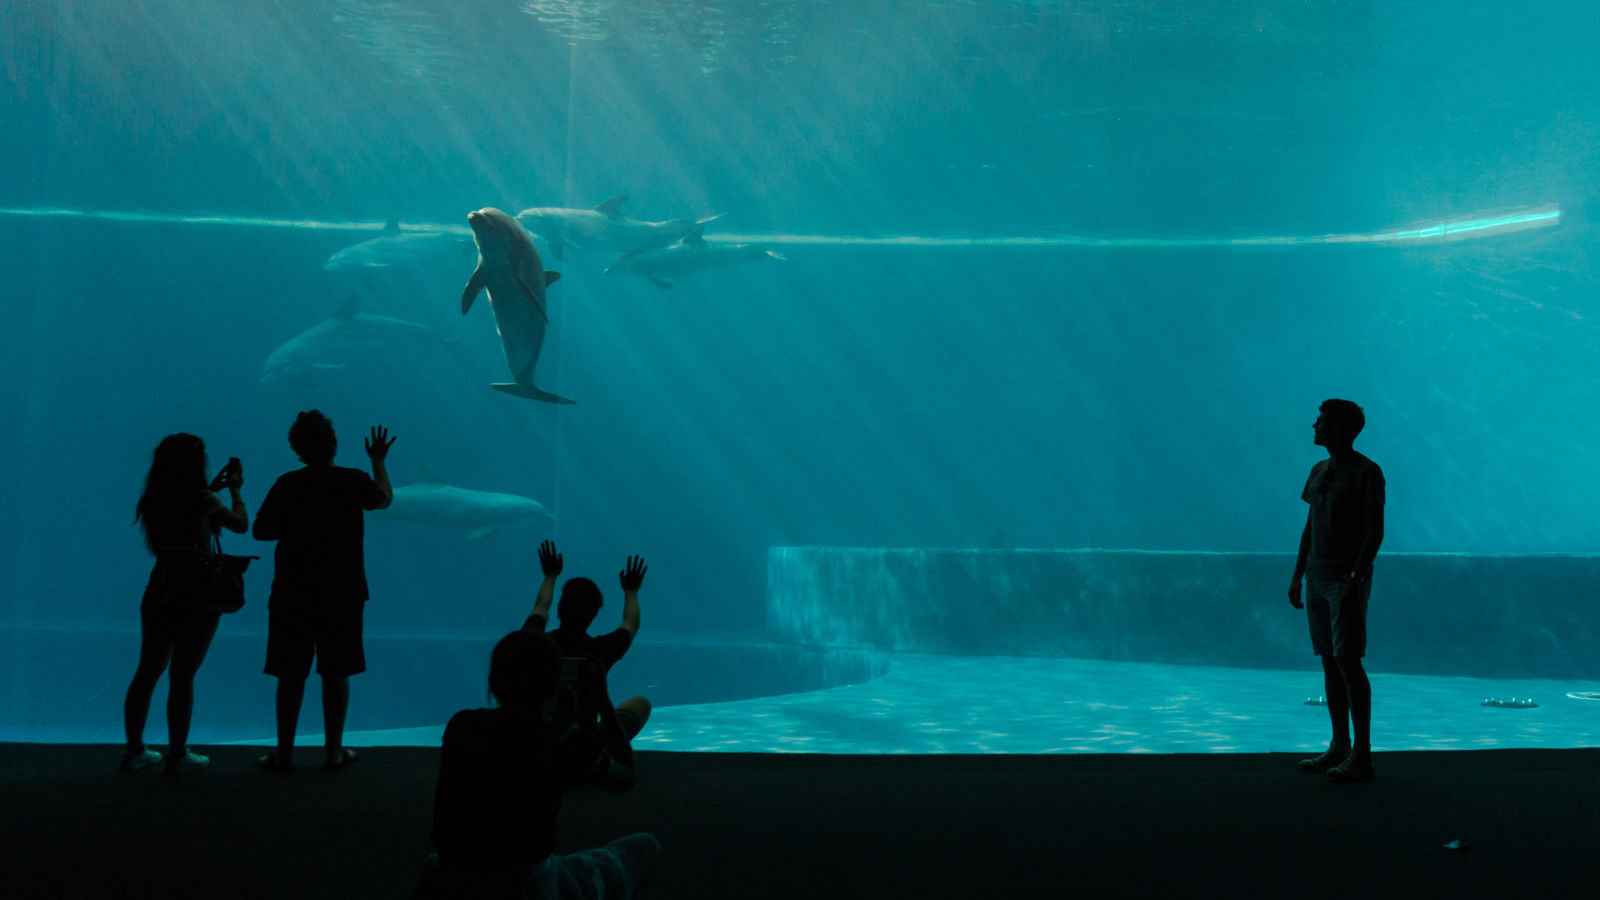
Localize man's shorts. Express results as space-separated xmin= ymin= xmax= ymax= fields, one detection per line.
xmin=264 ymin=601 xmax=366 ymax=679
xmin=1305 ymin=571 xmax=1370 ymax=658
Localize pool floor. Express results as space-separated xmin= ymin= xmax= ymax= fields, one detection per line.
xmin=342 ymin=653 xmax=1600 ymax=753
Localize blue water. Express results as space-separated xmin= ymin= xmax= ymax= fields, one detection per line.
xmin=3 ymin=1 xmax=1599 ymax=748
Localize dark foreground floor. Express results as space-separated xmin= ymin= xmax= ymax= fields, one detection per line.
xmin=5 ymin=743 xmax=1598 ymax=899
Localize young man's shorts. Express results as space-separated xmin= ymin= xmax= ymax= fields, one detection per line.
xmin=1305 ymin=571 xmax=1370 ymax=658
xmin=264 ymin=601 xmax=366 ymax=679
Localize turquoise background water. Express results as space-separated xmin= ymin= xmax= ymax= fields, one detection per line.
xmin=2 ymin=1 xmax=1598 ymax=745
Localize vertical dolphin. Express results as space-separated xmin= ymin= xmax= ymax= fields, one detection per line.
xmin=461 ymin=207 xmax=573 ymax=404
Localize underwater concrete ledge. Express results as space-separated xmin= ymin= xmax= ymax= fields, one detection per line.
xmin=766 ymin=548 xmax=1600 ymax=680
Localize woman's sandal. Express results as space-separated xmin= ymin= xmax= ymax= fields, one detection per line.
xmin=254 ymin=752 xmax=295 ymax=774
xmin=322 ymin=748 xmax=358 ymax=771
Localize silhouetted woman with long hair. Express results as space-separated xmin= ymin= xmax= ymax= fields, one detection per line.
xmin=123 ymin=433 xmax=248 ymax=774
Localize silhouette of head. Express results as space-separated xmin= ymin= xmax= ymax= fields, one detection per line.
xmin=1314 ymin=398 xmax=1365 ymax=447
xmin=289 ymin=410 xmax=337 ymax=465
xmin=556 ymin=577 xmax=603 ymax=632
xmin=488 ymin=630 xmax=562 ymax=708
xmin=135 ymin=433 xmax=209 ymax=553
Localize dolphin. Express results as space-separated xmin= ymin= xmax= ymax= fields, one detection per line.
xmin=380 ymin=467 xmax=554 ymax=541
xmin=323 ymin=219 xmax=474 ymax=271
xmin=461 ymin=207 xmax=572 ymax=404
xmin=603 ymin=225 xmax=787 ymax=289
xmin=517 ymin=195 xmax=722 ymax=261
xmin=260 ymin=294 xmax=456 ymax=384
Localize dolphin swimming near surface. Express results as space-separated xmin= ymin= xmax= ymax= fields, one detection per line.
xmin=323 ymin=219 xmax=473 ymax=271
xmin=461 ymin=207 xmax=572 ymax=404
xmin=380 ymin=468 xmax=554 ymax=541
xmin=517 ymin=195 xmax=722 ymax=261
xmin=260 ymin=294 xmax=455 ymax=384
xmin=603 ymin=225 xmax=786 ymax=289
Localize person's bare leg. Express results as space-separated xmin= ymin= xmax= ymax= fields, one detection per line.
xmin=1321 ymin=655 xmax=1351 ymax=750
xmin=165 ymin=615 xmax=220 ymax=757
xmin=276 ymin=677 xmax=306 ymax=764
xmin=615 ymin=696 xmax=652 ymax=741
xmin=1336 ymin=655 xmax=1371 ymax=754
xmin=322 ymin=675 xmax=349 ymax=765
xmin=124 ymin=627 xmax=173 ymax=754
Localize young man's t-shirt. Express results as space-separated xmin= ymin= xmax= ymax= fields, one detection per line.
xmin=254 ymin=465 xmax=386 ymax=605
xmin=1301 ymin=452 xmax=1385 ymax=577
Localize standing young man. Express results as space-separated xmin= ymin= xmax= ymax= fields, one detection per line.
xmin=1289 ymin=398 xmax=1385 ymax=782
xmin=252 ymin=411 xmax=394 ymax=772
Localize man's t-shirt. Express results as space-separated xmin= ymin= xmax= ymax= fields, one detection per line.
xmin=523 ymin=615 xmax=635 ymax=728
xmin=254 ymin=465 xmax=386 ymax=605
xmin=549 ymin=624 xmax=634 ymax=673
xmin=1301 ymin=452 xmax=1385 ymax=576
xmin=429 ymin=707 xmax=613 ymax=872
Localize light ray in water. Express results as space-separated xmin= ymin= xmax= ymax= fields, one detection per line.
xmin=0 ymin=205 xmax=1561 ymax=247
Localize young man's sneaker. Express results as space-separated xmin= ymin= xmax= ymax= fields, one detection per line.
xmin=1298 ymin=745 xmax=1350 ymax=773
xmin=1327 ymin=750 xmax=1375 ymax=782
xmin=120 ymin=748 xmax=164 ymax=772
xmin=164 ymin=750 xmax=210 ymax=775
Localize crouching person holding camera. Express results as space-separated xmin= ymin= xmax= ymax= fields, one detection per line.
xmin=414 ymin=629 xmax=661 ymax=899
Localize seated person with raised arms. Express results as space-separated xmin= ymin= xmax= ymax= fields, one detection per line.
xmin=416 ymin=627 xmax=661 ymax=899
xmin=524 ymin=541 xmax=651 ymax=741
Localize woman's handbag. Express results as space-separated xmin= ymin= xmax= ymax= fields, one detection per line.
xmin=165 ymin=533 xmax=258 ymax=614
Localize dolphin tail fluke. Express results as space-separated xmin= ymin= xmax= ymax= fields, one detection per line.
xmin=492 ymin=382 xmax=576 ymax=405
xmin=665 ymin=213 xmax=723 ymax=235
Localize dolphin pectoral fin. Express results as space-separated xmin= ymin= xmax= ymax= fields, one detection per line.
xmin=492 ymin=382 xmax=576 ymax=404
xmin=464 ymin=526 xmax=495 ymax=542
xmin=648 ymin=276 xmax=675 ymax=290
xmin=766 ymin=250 xmax=789 ymax=261
xmin=545 ymin=271 xmax=561 ymax=287
xmin=461 ymin=265 xmax=486 ymax=314
xmin=517 ymin=275 xmax=550 ymax=322
xmin=594 ymin=195 xmax=627 ymax=217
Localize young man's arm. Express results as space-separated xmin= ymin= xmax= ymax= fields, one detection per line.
xmin=523 ymin=540 xmax=561 ymax=632
xmin=1289 ymin=508 xmax=1312 ymax=609
xmin=618 ymin=555 xmax=646 ymax=637
xmin=1346 ymin=490 xmax=1385 ymax=592
xmin=364 ymin=425 xmax=395 ymax=510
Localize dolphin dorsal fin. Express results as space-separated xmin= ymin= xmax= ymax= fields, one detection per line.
xmin=415 ymin=463 xmax=445 ymax=485
xmin=382 ymin=218 xmax=401 ymax=236
xmin=334 ymin=293 xmax=359 ymax=320
xmin=594 ymin=195 xmax=627 ymax=217
xmin=683 ymin=225 xmax=706 ymax=246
